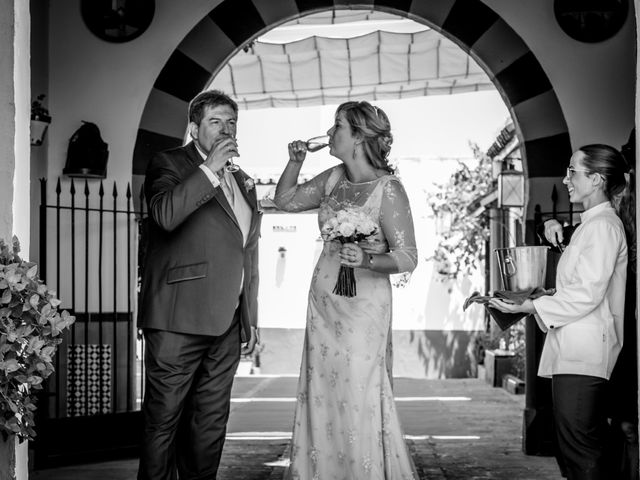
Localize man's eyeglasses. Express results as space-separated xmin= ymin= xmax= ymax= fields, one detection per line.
xmin=565 ymin=167 xmax=591 ymax=178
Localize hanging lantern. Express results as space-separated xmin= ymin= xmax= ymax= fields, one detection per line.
xmin=498 ymin=170 xmax=524 ymax=208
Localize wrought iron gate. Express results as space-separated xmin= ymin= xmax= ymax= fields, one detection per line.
xmin=35 ymin=177 xmax=147 ymax=467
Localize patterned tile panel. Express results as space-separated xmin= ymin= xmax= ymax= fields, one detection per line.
xmin=67 ymin=344 xmax=112 ymax=417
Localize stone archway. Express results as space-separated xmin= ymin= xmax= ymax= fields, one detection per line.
xmin=131 ymin=0 xmax=573 ymax=456
xmin=131 ymin=0 xmax=572 ymax=205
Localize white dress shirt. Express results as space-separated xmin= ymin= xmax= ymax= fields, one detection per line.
xmin=532 ymin=201 xmax=627 ymax=379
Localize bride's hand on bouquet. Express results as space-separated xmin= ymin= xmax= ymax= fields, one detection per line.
xmin=339 ymin=243 xmax=367 ymax=268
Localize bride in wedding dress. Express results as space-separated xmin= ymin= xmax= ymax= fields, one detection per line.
xmin=274 ymin=100 xmax=419 ymax=479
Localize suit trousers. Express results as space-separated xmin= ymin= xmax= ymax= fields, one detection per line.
xmin=552 ymin=374 xmax=611 ymax=480
xmin=138 ymin=312 xmax=241 ymax=480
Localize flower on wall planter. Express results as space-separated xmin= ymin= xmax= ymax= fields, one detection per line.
xmin=0 ymin=237 xmax=74 ymax=441
xmin=30 ymin=94 xmax=51 ymax=146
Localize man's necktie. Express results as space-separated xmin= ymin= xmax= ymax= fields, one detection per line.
xmin=219 ymin=172 xmax=235 ymax=207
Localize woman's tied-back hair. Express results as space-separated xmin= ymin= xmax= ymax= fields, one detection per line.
xmin=188 ymin=90 xmax=238 ymax=125
xmin=580 ymin=143 xmax=636 ymax=256
xmin=336 ymin=101 xmax=394 ymax=173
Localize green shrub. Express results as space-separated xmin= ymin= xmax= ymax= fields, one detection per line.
xmin=0 ymin=237 xmax=74 ymax=441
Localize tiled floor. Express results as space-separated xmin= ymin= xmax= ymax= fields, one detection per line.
xmin=31 ymin=377 xmax=563 ymax=479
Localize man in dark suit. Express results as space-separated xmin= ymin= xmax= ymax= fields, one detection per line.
xmin=137 ymin=90 xmax=261 ymax=480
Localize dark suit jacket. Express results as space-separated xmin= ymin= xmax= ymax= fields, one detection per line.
xmin=137 ymin=142 xmax=261 ymax=342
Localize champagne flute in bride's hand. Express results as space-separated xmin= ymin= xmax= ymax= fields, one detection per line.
xmin=305 ymin=135 xmax=330 ymax=153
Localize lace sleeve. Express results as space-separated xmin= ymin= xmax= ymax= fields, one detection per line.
xmin=380 ymin=178 xmax=418 ymax=273
xmin=274 ymin=167 xmax=337 ymax=212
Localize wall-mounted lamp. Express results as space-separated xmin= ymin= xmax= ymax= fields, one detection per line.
xmin=63 ymin=121 xmax=109 ymax=178
xmin=498 ymin=170 xmax=524 ymax=208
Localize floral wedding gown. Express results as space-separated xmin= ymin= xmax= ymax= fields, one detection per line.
xmin=274 ymin=165 xmax=419 ymax=480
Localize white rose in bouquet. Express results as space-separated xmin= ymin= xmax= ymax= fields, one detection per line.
xmin=354 ymin=214 xmax=376 ymax=237
xmin=336 ymin=210 xmax=351 ymax=224
xmin=338 ymin=222 xmax=356 ymax=237
xmin=321 ymin=217 xmax=339 ymax=237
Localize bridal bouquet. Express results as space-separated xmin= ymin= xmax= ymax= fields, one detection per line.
xmin=321 ymin=207 xmax=377 ymax=297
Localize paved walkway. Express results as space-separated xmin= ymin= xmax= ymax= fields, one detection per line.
xmin=32 ymin=377 xmax=563 ymax=480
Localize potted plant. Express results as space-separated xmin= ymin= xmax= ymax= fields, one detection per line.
xmin=0 ymin=236 xmax=74 ymax=476
xmin=30 ymin=94 xmax=51 ymax=146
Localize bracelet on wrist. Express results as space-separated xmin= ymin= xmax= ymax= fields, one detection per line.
xmin=367 ymin=253 xmax=374 ymax=268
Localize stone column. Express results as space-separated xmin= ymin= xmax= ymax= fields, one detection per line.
xmin=635 ymin=0 xmax=640 ymax=471
xmin=0 ymin=0 xmax=16 ymax=241
xmin=0 ymin=0 xmax=30 ymax=478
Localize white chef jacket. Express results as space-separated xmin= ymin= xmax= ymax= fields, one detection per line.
xmin=532 ymin=201 xmax=627 ymax=379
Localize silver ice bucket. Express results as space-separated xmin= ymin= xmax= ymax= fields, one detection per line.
xmin=494 ymin=246 xmax=549 ymax=291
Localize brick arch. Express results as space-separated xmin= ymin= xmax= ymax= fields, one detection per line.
xmin=133 ymin=0 xmax=571 ymax=201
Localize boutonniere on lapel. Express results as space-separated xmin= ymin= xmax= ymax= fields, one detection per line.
xmin=244 ymin=178 xmax=255 ymax=192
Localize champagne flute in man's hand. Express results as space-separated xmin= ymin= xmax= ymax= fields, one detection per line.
xmin=225 ymin=158 xmax=239 ymax=173
xmin=219 ymin=133 xmax=239 ymax=172
xmin=305 ymin=135 xmax=330 ymax=153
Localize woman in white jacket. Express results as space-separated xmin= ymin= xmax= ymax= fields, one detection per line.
xmin=490 ymin=144 xmax=634 ymax=480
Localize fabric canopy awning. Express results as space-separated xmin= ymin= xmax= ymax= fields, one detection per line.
xmin=209 ymin=27 xmax=494 ymax=110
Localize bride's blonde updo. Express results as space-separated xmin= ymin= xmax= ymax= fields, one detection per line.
xmin=336 ymin=101 xmax=394 ymax=173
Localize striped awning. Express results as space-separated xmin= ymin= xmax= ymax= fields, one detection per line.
xmin=208 ymin=20 xmax=493 ymax=110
